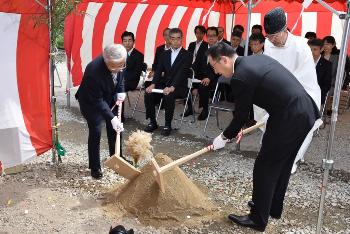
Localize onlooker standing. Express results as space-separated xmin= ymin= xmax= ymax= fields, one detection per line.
xmin=308 ymin=38 xmax=332 ymax=105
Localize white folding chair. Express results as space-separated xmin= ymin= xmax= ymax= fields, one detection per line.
xmin=203 ymin=76 xmax=235 ymax=138
xmin=155 ymin=68 xmax=196 ymax=129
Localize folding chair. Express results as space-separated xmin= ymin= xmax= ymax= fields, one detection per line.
xmin=129 ymin=63 xmax=148 ymax=118
xmin=203 ymin=76 xmax=235 ymax=137
xmin=155 ymin=68 xmax=196 ymax=128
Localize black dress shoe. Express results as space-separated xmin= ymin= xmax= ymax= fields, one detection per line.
xmin=248 ymin=200 xmax=254 ymax=208
xmin=228 ymin=214 xmax=265 ymax=232
xmin=197 ymin=109 xmax=209 ymax=121
xmin=144 ymin=123 xmax=158 ymax=132
xmin=181 ymin=108 xmax=193 ymax=117
xmin=161 ymin=126 xmax=172 ymax=136
xmin=91 ymin=169 xmax=103 ymax=179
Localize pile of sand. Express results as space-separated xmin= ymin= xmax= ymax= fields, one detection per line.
xmin=108 ymin=153 xmax=217 ymax=225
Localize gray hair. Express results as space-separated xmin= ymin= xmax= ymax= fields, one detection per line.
xmin=103 ymin=44 xmax=127 ymax=62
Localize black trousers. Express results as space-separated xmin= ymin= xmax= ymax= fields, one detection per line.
xmin=144 ymin=86 xmax=187 ymax=126
xmin=79 ymin=102 xmax=122 ymax=171
xmin=249 ymin=109 xmax=314 ymax=228
xmin=198 ymin=79 xmax=217 ymax=110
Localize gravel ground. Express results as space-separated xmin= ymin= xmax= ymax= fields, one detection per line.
xmin=0 ymin=62 xmax=349 ymax=233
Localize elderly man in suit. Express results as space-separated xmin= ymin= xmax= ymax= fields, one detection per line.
xmin=209 ymin=42 xmax=320 ymax=232
xmin=144 ymin=28 xmax=191 ymax=136
xmin=218 ymin=26 xmax=231 ymax=45
xmin=121 ymin=31 xmax=144 ymax=92
xmin=75 ymin=44 xmax=126 ymax=179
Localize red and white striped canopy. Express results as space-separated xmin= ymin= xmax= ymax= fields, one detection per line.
xmin=65 ymin=0 xmax=347 ymax=86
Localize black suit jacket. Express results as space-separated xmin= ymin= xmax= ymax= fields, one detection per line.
xmin=152 ymin=48 xmax=191 ymax=89
xmin=235 ymin=45 xmax=245 ymax=56
xmin=316 ymin=57 xmax=332 ymax=104
xmin=75 ymin=55 xmax=125 ymax=121
xmin=187 ymin=40 xmax=208 ymax=62
xmin=223 ymin=55 xmax=320 ymax=139
xmin=192 ymin=45 xmax=220 ymax=83
xmin=221 ymin=38 xmax=231 ymax=45
xmin=124 ymin=48 xmax=144 ymax=91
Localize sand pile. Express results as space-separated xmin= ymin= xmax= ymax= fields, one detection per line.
xmin=109 ymin=153 xmax=217 ymax=225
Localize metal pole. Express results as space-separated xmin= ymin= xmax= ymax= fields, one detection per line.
xmin=66 ymin=54 xmax=71 ymax=108
xmin=244 ymin=0 xmax=252 ymax=56
xmin=47 ymin=0 xmax=58 ymax=164
xmin=236 ymin=0 xmax=252 ymax=151
xmin=316 ymin=1 xmax=350 ymax=233
xmin=231 ymin=0 xmax=236 ymax=34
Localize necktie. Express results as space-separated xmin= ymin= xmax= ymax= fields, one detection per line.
xmin=112 ymin=73 xmax=118 ymax=86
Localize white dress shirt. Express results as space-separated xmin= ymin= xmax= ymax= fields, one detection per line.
xmin=171 ymin=47 xmax=181 ymax=66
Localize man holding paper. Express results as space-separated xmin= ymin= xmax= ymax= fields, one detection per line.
xmin=144 ymin=28 xmax=191 ymax=136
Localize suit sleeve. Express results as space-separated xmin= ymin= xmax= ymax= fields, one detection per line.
xmin=170 ymin=53 xmax=191 ymax=87
xmin=83 ymin=72 xmax=115 ymax=121
xmin=193 ymin=51 xmax=209 ymax=80
xmin=127 ymin=52 xmax=144 ymax=85
xmin=323 ymin=63 xmax=332 ymax=99
xmin=114 ymin=71 xmax=126 ymax=101
xmin=152 ymin=52 xmax=165 ymax=85
xmin=223 ymin=78 xmax=254 ymax=139
xmin=152 ymin=47 xmax=160 ymax=71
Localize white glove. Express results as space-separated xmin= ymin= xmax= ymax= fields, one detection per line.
xmin=116 ymin=93 xmax=126 ymax=106
xmin=213 ymin=133 xmax=228 ymax=150
xmin=111 ymin=116 xmax=124 ymax=132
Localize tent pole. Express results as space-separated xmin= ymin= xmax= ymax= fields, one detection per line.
xmin=243 ymin=0 xmax=252 ymax=56
xmin=231 ymin=0 xmax=236 ymax=34
xmin=66 ymin=54 xmax=71 ymax=108
xmin=235 ymin=0 xmax=252 ymax=152
xmin=47 ymin=0 xmax=58 ymax=164
xmin=316 ymin=1 xmax=350 ymax=233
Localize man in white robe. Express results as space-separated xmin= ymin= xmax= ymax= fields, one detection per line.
xmin=254 ymin=7 xmax=322 ymax=174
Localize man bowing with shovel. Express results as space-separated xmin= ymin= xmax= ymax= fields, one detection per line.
xmin=75 ymin=44 xmax=126 ymax=179
xmin=209 ymin=42 xmax=320 ymax=232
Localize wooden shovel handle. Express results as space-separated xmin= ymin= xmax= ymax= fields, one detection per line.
xmin=115 ymin=103 xmax=123 ymax=157
xmin=160 ymin=145 xmax=214 ymax=173
xmin=242 ymin=121 xmax=265 ymax=135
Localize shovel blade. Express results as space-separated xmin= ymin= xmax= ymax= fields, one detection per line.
xmin=104 ymin=155 xmax=141 ymax=180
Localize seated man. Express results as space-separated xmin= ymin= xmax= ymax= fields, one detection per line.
xmin=231 ymin=30 xmax=245 ymax=56
xmin=308 ymin=38 xmax=332 ymax=105
xmin=251 ymin=24 xmax=263 ymax=34
xmin=185 ymin=26 xmax=220 ymax=120
xmin=218 ymin=26 xmax=231 ymax=45
xmin=144 ymin=28 xmax=191 ymax=136
xmin=249 ymin=33 xmax=265 ymax=55
xmin=121 ymin=31 xmax=144 ymax=92
xmin=148 ymin=27 xmax=171 ymax=81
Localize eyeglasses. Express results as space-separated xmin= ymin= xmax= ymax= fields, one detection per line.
xmin=210 ymin=58 xmax=221 ymax=69
xmin=266 ymin=31 xmax=283 ymax=41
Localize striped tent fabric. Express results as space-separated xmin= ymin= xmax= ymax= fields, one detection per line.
xmin=65 ymin=0 xmax=347 ymax=86
xmin=0 ymin=0 xmax=52 ymax=169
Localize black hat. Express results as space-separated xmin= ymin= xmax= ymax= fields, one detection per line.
xmin=264 ymin=7 xmax=287 ymax=35
xmin=109 ymin=225 xmax=134 ymax=234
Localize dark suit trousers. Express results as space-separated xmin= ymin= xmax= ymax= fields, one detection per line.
xmin=198 ymin=79 xmax=217 ymax=110
xmin=144 ymin=86 xmax=187 ymax=126
xmin=249 ymin=111 xmax=312 ymax=228
xmin=79 ymin=102 xmax=122 ymax=171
